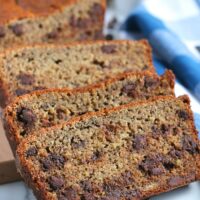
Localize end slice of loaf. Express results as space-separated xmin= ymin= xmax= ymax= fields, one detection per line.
xmin=0 ymin=40 xmax=154 ymax=107
xmin=16 ymin=95 xmax=200 ymax=200
xmin=4 ymin=70 xmax=174 ymax=150
xmin=0 ymin=0 xmax=106 ymax=51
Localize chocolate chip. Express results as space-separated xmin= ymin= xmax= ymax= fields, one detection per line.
xmin=144 ymin=77 xmax=158 ymax=89
xmin=139 ymin=155 xmax=164 ymax=176
xmin=17 ymin=107 xmax=36 ymax=127
xmin=169 ymin=149 xmax=182 ymax=158
xmin=103 ymin=183 xmax=121 ymax=198
xmin=123 ymin=189 xmax=141 ymax=199
xmin=160 ymin=124 xmax=170 ymax=135
xmin=122 ymin=83 xmax=137 ymax=97
xmin=168 ymin=176 xmax=183 ymax=187
xmin=26 ymin=147 xmax=37 ymax=157
xmin=177 ymin=110 xmax=189 ymax=120
xmin=17 ymin=73 xmax=35 ymax=85
xmin=0 ymin=26 xmax=5 ymax=38
xmin=70 ymin=16 xmax=90 ymax=29
xmin=71 ymin=136 xmax=85 ymax=149
xmin=182 ymin=135 xmax=199 ymax=154
xmin=48 ymin=176 xmax=64 ymax=190
xmin=40 ymin=157 xmax=52 ymax=171
xmin=58 ymin=187 xmax=77 ymax=200
xmin=56 ymin=109 xmax=66 ymax=120
xmin=132 ymin=135 xmax=147 ymax=151
xmin=151 ymin=167 xmax=164 ymax=175
xmin=50 ymin=153 xmax=65 ymax=168
xmin=121 ymin=171 xmax=134 ymax=185
xmin=11 ymin=24 xmax=24 ymax=36
xmin=101 ymin=45 xmax=116 ymax=54
xmin=15 ymin=88 xmax=30 ymax=96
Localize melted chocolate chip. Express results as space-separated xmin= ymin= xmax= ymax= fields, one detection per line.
xmin=48 ymin=176 xmax=64 ymax=190
xmin=101 ymin=45 xmax=116 ymax=54
xmin=144 ymin=77 xmax=158 ymax=89
xmin=139 ymin=155 xmax=164 ymax=176
xmin=26 ymin=147 xmax=37 ymax=157
xmin=132 ymin=135 xmax=147 ymax=151
xmin=50 ymin=153 xmax=65 ymax=168
xmin=122 ymin=83 xmax=137 ymax=97
xmin=40 ymin=157 xmax=52 ymax=171
xmin=17 ymin=73 xmax=35 ymax=85
xmin=121 ymin=171 xmax=134 ymax=185
xmin=70 ymin=16 xmax=90 ymax=29
xmin=160 ymin=124 xmax=170 ymax=135
xmin=56 ymin=108 xmax=66 ymax=120
xmin=177 ymin=110 xmax=189 ymax=120
xmin=124 ymin=189 xmax=140 ymax=199
xmin=11 ymin=24 xmax=24 ymax=36
xmin=182 ymin=135 xmax=199 ymax=154
xmin=58 ymin=187 xmax=77 ymax=200
xmin=168 ymin=176 xmax=183 ymax=187
xmin=15 ymin=88 xmax=30 ymax=96
xmin=103 ymin=183 xmax=121 ymax=198
xmin=17 ymin=107 xmax=36 ymax=127
xmin=0 ymin=26 xmax=5 ymax=38
xmin=169 ymin=149 xmax=182 ymax=158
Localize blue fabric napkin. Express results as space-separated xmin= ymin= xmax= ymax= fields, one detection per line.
xmin=123 ymin=4 xmax=200 ymax=101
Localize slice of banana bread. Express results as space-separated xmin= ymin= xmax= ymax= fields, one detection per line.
xmin=16 ymin=95 xmax=200 ymax=200
xmin=0 ymin=40 xmax=154 ymax=107
xmin=4 ymin=70 xmax=174 ymax=151
xmin=0 ymin=0 xmax=106 ymax=51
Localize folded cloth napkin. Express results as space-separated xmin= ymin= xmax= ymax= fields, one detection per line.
xmin=123 ymin=0 xmax=200 ymax=101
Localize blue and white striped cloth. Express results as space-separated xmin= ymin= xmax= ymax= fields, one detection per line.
xmin=123 ymin=0 xmax=200 ymax=101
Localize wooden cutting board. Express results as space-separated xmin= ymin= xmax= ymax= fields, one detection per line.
xmin=0 ymin=118 xmax=21 ymax=184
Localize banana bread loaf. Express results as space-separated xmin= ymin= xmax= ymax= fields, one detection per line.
xmin=0 ymin=40 xmax=154 ymax=107
xmin=16 ymin=95 xmax=200 ymax=200
xmin=4 ymin=70 xmax=174 ymax=151
xmin=0 ymin=0 xmax=106 ymax=51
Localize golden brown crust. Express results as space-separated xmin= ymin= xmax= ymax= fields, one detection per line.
xmin=16 ymin=95 xmax=200 ymax=200
xmin=0 ymin=0 xmax=106 ymax=25
xmin=4 ymin=70 xmax=174 ymax=152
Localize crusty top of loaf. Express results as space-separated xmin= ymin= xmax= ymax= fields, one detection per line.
xmin=0 ymin=0 xmax=106 ymax=25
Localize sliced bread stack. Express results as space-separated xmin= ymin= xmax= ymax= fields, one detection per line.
xmin=1 ymin=38 xmax=200 ymax=200
xmin=0 ymin=0 xmax=106 ymax=51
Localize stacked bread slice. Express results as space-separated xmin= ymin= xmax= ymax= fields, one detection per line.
xmin=0 ymin=0 xmax=106 ymax=51
xmin=1 ymin=39 xmax=199 ymax=200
